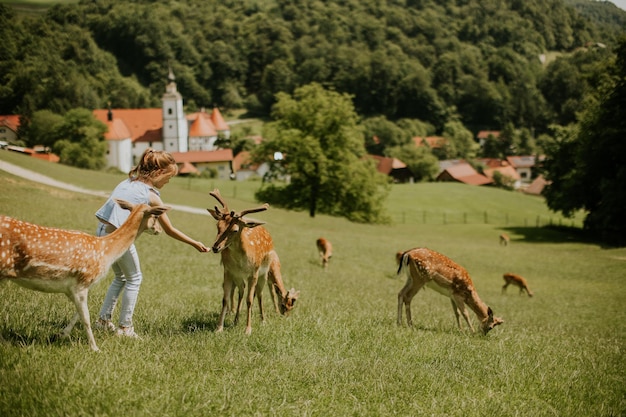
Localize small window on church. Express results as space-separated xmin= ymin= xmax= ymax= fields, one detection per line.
xmin=168 ymin=108 xmax=173 ymax=115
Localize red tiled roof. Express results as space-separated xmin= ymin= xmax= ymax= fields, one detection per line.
xmin=476 ymin=158 xmax=508 ymax=168
xmin=524 ymin=175 xmax=549 ymax=195
xmin=210 ymin=107 xmax=229 ymax=131
xmin=188 ymin=111 xmax=217 ymax=137
xmin=0 ymin=115 xmax=20 ymax=132
xmin=93 ymin=109 xmax=162 ymax=143
xmin=413 ymin=136 xmax=446 ymax=148
xmin=170 ymin=149 xmax=233 ymax=163
xmin=368 ymin=154 xmax=407 ymax=175
xmin=178 ymin=161 xmax=200 ymax=174
xmin=437 ymin=162 xmax=492 ymax=185
xmin=477 ymin=130 xmax=501 ymax=139
xmin=484 ymin=165 xmax=521 ymax=181
xmin=103 ymin=118 xmax=132 ymax=141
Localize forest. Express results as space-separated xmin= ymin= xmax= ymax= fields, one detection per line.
xmin=1 ymin=0 xmax=625 ymax=138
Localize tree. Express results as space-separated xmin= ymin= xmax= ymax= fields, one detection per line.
xmin=51 ymin=108 xmax=108 ymax=170
xmin=25 ymin=110 xmax=64 ymax=148
xmin=254 ymin=83 xmax=390 ymax=223
xmin=542 ymin=37 xmax=626 ymax=244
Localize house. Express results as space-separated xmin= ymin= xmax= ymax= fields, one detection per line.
xmin=505 ymin=155 xmax=536 ymax=183
xmin=483 ymin=165 xmax=522 ymax=189
xmin=412 ymin=136 xmax=446 ymax=149
xmin=436 ymin=161 xmax=492 ymax=185
xmin=476 ymin=130 xmax=500 ymax=147
xmin=232 ymin=150 xmax=271 ymax=181
xmin=5 ymin=145 xmax=60 ymax=162
xmin=171 ymin=149 xmax=234 ymax=180
xmin=93 ymin=68 xmax=230 ymax=173
xmin=523 ymin=175 xmax=549 ymax=195
xmin=368 ymin=154 xmax=413 ymax=183
xmin=0 ymin=115 xmax=20 ymax=143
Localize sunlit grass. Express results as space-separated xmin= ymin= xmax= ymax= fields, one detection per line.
xmin=0 ymin=152 xmax=624 ymax=416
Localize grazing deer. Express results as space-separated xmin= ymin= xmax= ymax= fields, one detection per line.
xmin=207 ymin=189 xmax=299 ymax=334
xmin=502 ymin=272 xmax=533 ymax=297
xmin=499 ymin=233 xmax=510 ymax=246
xmin=316 ymin=237 xmax=332 ymax=269
xmin=397 ymin=248 xmax=503 ymax=335
xmin=229 ymin=251 xmax=300 ymax=317
xmin=0 ymin=200 xmax=169 ymax=351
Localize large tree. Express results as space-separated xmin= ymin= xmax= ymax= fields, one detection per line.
xmin=542 ymin=37 xmax=626 ymax=245
xmin=254 ymin=83 xmax=390 ymax=223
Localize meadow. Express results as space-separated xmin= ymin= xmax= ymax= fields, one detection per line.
xmin=0 ymin=150 xmax=624 ymax=416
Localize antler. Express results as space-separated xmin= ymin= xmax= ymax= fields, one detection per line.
xmin=239 ymin=204 xmax=269 ymax=218
xmin=209 ymin=189 xmax=228 ymax=212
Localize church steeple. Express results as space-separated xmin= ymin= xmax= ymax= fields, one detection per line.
xmin=161 ymin=65 xmax=188 ymax=153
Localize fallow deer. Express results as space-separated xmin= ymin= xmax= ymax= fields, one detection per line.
xmin=229 ymin=250 xmax=300 ymax=318
xmin=316 ymin=237 xmax=332 ymax=269
xmin=0 ymin=200 xmax=169 ymax=351
xmin=502 ymin=272 xmax=534 ymax=297
xmin=207 ymin=189 xmax=299 ymax=334
xmin=499 ymin=233 xmax=510 ymax=246
xmin=397 ymin=248 xmax=503 ymax=335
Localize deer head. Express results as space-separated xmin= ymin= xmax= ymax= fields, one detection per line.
xmin=206 ymin=189 xmax=269 ymax=253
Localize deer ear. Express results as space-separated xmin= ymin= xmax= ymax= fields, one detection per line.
xmin=243 ymin=219 xmax=265 ymax=228
xmin=288 ymin=288 xmax=300 ymax=299
xmin=115 ymin=199 xmax=134 ymax=211
xmin=150 ymin=206 xmax=171 ymax=216
xmin=487 ymin=306 xmax=494 ymax=317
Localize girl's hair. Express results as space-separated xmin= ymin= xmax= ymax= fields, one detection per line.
xmin=129 ymin=148 xmax=178 ymax=179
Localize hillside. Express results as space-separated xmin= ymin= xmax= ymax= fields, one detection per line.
xmin=1 ymin=0 xmax=624 ymax=136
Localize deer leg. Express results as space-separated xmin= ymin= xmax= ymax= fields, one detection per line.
xmin=450 ymin=298 xmax=462 ymax=330
xmin=268 ymin=280 xmax=280 ymax=314
xmin=245 ymin=274 xmax=259 ymax=335
xmin=502 ymin=282 xmax=509 ymax=294
xmin=234 ymin=284 xmax=244 ymax=323
xmin=256 ymin=274 xmax=267 ymax=322
xmin=452 ymin=296 xmax=474 ymax=332
xmin=66 ymin=288 xmax=99 ymax=351
xmin=216 ymin=277 xmax=234 ymax=333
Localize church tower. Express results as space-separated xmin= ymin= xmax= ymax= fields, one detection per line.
xmin=161 ymin=67 xmax=188 ymax=153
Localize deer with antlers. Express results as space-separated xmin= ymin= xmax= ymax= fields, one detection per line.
xmin=397 ymin=248 xmax=503 ymax=335
xmin=316 ymin=237 xmax=332 ymax=269
xmin=0 ymin=200 xmax=169 ymax=351
xmin=502 ymin=272 xmax=534 ymax=297
xmin=207 ymin=189 xmax=299 ymax=334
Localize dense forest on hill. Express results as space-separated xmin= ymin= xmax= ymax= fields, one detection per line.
xmin=1 ymin=0 xmax=625 ymax=137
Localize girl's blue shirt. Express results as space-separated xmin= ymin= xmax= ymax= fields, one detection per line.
xmin=95 ymin=178 xmax=160 ymax=228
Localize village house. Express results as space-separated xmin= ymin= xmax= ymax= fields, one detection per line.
xmin=93 ymin=68 xmax=232 ymax=174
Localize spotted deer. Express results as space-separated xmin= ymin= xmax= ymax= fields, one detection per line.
xmin=502 ymin=272 xmax=533 ymax=297
xmin=316 ymin=237 xmax=332 ymax=269
xmin=499 ymin=233 xmax=510 ymax=246
xmin=0 ymin=200 xmax=169 ymax=351
xmin=397 ymin=248 xmax=503 ymax=335
xmin=207 ymin=189 xmax=299 ymax=334
xmin=229 ymin=250 xmax=300 ymax=317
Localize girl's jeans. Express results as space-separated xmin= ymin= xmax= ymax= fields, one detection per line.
xmin=96 ymin=222 xmax=143 ymax=327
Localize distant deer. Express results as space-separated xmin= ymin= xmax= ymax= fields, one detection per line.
xmin=0 ymin=200 xmax=169 ymax=351
xmin=229 ymin=250 xmax=300 ymax=317
xmin=397 ymin=248 xmax=504 ymax=335
xmin=207 ymin=189 xmax=299 ymax=334
xmin=502 ymin=272 xmax=533 ymax=297
xmin=316 ymin=237 xmax=332 ymax=269
xmin=499 ymin=233 xmax=510 ymax=246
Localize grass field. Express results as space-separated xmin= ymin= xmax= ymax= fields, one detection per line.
xmin=0 ymin=151 xmax=624 ymax=416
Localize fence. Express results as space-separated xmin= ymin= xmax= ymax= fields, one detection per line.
xmin=390 ymin=210 xmax=582 ymax=228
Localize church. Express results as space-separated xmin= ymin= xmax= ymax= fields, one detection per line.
xmin=93 ymin=69 xmax=233 ymax=179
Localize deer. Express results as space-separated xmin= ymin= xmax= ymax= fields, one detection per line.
xmin=397 ymin=248 xmax=503 ymax=335
xmin=228 ymin=250 xmax=300 ymax=318
xmin=316 ymin=237 xmax=332 ymax=269
xmin=499 ymin=233 xmax=510 ymax=246
xmin=207 ymin=189 xmax=299 ymax=335
xmin=502 ymin=272 xmax=534 ymax=297
xmin=0 ymin=199 xmax=169 ymax=351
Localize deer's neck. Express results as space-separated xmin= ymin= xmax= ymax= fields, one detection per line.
xmin=100 ymin=212 xmax=142 ymax=259
xmin=464 ymin=290 xmax=489 ymax=320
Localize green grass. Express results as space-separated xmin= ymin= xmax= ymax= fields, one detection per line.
xmin=0 ymin=151 xmax=625 ymax=416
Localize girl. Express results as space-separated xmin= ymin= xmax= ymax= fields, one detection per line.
xmin=95 ymin=148 xmax=208 ymax=338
